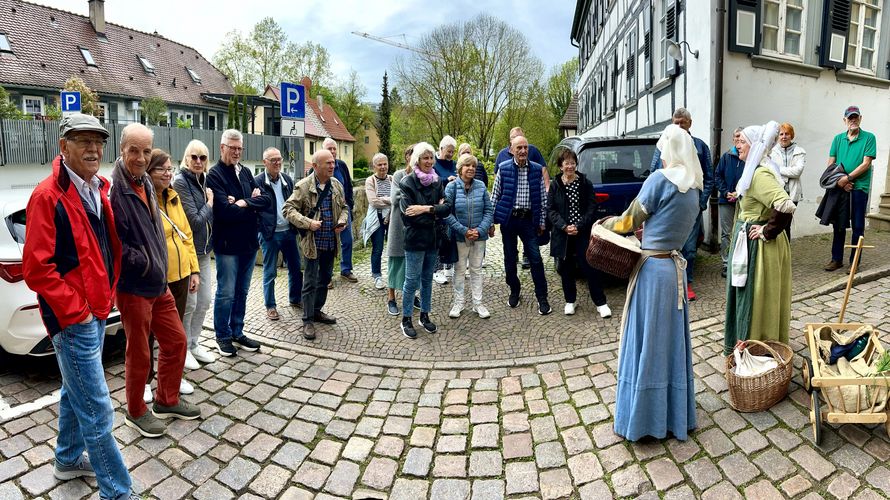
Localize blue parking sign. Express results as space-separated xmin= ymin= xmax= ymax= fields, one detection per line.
xmin=280 ymin=82 xmax=305 ymax=119
xmin=60 ymin=91 xmax=81 ymax=113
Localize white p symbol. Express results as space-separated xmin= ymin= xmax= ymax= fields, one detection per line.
xmin=65 ymin=94 xmax=77 ymax=108
xmin=286 ymin=88 xmax=300 ymax=113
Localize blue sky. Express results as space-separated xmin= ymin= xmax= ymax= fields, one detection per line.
xmin=35 ymin=1 xmax=578 ymax=101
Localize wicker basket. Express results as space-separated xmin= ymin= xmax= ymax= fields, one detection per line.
xmin=586 ymin=224 xmax=641 ymax=279
xmin=725 ymin=340 xmax=794 ymax=412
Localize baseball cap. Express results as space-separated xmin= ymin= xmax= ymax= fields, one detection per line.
xmin=59 ymin=114 xmax=109 ymax=138
xmin=843 ymin=106 xmax=861 ymax=118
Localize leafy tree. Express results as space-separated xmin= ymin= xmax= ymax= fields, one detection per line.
xmin=63 ymin=77 xmax=103 ymax=117
xmin=332 ymin=69 xmax=372 ymax=142
xmin=393 ymin=13 xmax=541 ymax=158
xmin=284 ymin=41 xmax=334 ymax=97
xmin=241 ymin=94 xmax=250 ymax=133
xmin=377 ymin=72 xmax=393 ymax=168
xmin=227 ymin=97 xmax=236 ymax=129
xmin=140 ymin=97 xmax=168 ymax=126
xmin=547 ymin=59 xmax=579 ymax=122
xmin=214 ymin=29 xmax=256 ymax=94
xmin=0 ymin=85 xmax=28 ymax=119
xmin=176 ymin=117 xmax=192 ymax=129
xmin=44 ymin=104 xmax=63 ymax=121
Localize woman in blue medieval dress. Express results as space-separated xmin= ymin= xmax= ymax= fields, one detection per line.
xmin=601 ymin=124 xmax=701 ymax=441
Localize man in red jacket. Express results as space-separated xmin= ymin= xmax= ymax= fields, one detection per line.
xmin=23 ymin=114 xmax=134 ymax=499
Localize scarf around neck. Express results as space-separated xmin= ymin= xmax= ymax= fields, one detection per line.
xmin=413 ymin=165 xmax=439 ymax=187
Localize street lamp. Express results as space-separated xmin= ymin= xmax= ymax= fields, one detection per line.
xmin=667 ymin=40 xmax=699 ymax=63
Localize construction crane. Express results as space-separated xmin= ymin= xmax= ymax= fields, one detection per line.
xmin=351 ymin=31 xmax=437 ymax=59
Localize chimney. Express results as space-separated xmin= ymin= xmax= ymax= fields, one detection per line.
xmin=299 ymin=76 xmax=312 ymax=94
xmin=317 ymin=94 xmax=323 ymax=113
xmin=88 ymin=0 xmax=105 ymax=35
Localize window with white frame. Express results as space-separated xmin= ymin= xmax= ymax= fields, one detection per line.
xmin=23 ymin=96 xmax=44 ymax=116
xmin=846 ymin=0 xmax=882 ymax=73
xmin=97 ymin=103 xmax=108 ymax=123
xmin=762 ymin=0 xmax=806 ymax=58
xmin=657 ymin=0 xmax=668 ymax=79
xmin=0 ymin=33 xmax=11 ymax=52
xmin=80 ymin=47 xmax=97 ymax=66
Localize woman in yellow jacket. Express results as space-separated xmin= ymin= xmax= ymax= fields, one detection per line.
xmin=148 ymin=149 xmax=200 ymax=395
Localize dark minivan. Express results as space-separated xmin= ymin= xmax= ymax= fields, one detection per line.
xmin=549 ymin=135 xmax=659 ymax=219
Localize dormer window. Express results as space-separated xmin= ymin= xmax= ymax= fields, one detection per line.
xmin=0 ymin=33 xmax=11 ymax=53
xmin=186 ymin=67 xmax=201 ymax=83
xmin=138 ymin=55 xmax=155 ymax=74
xmin=80 ymin=47 xmax=96 ymax=66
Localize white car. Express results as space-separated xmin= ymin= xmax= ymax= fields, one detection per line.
xmin=0 ymin=189 xmax=123 ymax=356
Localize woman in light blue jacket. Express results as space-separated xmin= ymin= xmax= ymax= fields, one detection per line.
xmin=444 ymin=153 xmax=494 ymax=319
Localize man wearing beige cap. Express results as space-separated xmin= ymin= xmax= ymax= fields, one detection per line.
xmin=23 ymin=114 xmax=135 ymax=499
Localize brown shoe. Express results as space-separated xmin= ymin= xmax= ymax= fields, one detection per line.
xmin=327 ymin=281 xmax=334 ymax=290
xmin=824 ymin=260 xmax=843 ymax=272
xmin=302 ymin=322 xmax=316 ymax=340
xmin=341 ymin=272 xmax=358 ymax=283
xmin=313 ymin=311 xmax=337 ymax=324
xmin=266 ymin=308 xmax=280 ymax=321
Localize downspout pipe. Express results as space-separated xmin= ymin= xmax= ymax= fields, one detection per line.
xmin=709 ymin=0 xmax=726 ymax=252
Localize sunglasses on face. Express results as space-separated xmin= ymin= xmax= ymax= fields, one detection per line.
xmin=190 ymin=154 xmax=208 ymax=162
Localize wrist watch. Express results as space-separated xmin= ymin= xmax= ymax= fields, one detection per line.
xmin=428 ymin=206 xmax=434 ymax=214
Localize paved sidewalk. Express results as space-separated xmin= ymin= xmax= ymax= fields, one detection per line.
xmin=2 ymin=273 xmax=890 ymax=498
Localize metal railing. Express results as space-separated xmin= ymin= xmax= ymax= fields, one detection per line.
xmin=0 ymin=119 xmax=286 ymax=166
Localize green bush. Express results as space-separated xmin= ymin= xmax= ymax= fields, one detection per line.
xmin=353 ymin=157 xmax=370 ymax=180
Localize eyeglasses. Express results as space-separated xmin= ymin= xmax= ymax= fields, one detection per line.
xmin=151 ymin=168 xmax=174 ymax=174
xmin=224 ymin=144 xmax=243 ymax=152
xmin=265 ymin=157 xmax=283 ymax=164
xmin=68 ymin=137 xmax=107 ymax=148
xmin=190 ymin=154 xmax=208 ymax=162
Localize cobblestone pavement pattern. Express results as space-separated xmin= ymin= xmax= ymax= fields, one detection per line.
xmin=2 ymin=231 xmax=890 ymax=498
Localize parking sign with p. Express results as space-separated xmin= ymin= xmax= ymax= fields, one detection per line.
xmin=60 ymin=91 xmax=81 ymax=116
xmin=280 ymin=82 xmax=305 ymax=119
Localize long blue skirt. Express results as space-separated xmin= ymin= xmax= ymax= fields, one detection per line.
xmin=614 ymin=258 xmax=696 ymax=441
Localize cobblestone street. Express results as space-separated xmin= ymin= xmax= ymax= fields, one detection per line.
xmin=2 ymin=230 xmax=890 ymax=499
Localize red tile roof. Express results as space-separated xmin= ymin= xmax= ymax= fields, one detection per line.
xmin=559 ymin=94 xmax=578 ymax=129
xmin=264 ymin=84 xmax=354 ymax=143
xmin=0 ymin=0 xmax=233 ymax=107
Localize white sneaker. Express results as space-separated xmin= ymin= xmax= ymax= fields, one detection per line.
xmin=183 ymin=350 xmax=200 ymax=370
xmin=433 ymin=271 xmax=448 ymax=285
xmin=179 ymin=379 xmax=194 ymax=395
xmin=374 ymin=276 xmax=385 ymax=290
xmin=444 ymin=268 xmax=454 ymax=279
xmin=449 ymin=304 xmax=463 ymax=318
xmin=191 ymin=345 xmax=216 ymax=364
xmin=143 ymin=384 xmax=153 ymax=404
xmin=597 ymin=304 xmax=612 ymax=318
xmin=564 ymin=303 xmax=576 ymax=315
xmin=473 ymin=304 xmax=490 ymax=319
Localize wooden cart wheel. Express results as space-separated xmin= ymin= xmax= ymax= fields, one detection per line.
xmin=802 ymin=357 xmax=813 ymax=393
xmin=811 ymin=390 xmax=823 ymax=446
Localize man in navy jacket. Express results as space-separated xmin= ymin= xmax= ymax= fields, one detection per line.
xmin=323 ymin=138 xmax=357 ymax=284
xmin=207 ymin=129 xmax=270 ymax=356
xmin=715 ymin=128 xmax=745 ymax=277
xmin=256 ymin=147 xmax=302 ymax=320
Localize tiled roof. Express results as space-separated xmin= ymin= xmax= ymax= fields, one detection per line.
xmin=0 ymin=0 xmax=233 ymax=107
xmin=559 ymin=93 xmax=579 ymax=129
xmin=265 ymin=84 xmax=354 ymax=143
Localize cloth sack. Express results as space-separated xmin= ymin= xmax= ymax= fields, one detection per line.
xmin=733 ymin=342 xmax=778 ymax=376
xmin=730 ymin=223 xmax=748 ymax=287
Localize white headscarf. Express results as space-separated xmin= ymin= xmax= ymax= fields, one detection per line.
xmin=736 ymin=121 xmax=783 ymax=197
xmin=656 ymin=124 xmax=703 ymax=193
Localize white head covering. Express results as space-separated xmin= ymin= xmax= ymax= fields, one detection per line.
xmin=656 ymin=124 xmax=703 ymax=193
xmin=736 ymin=121 xmax=783 ymax=197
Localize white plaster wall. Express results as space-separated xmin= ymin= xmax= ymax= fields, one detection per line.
xmin=722 ymin=52 xmax=890 ymax=237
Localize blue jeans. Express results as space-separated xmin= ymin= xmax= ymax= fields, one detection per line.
xmin=339 ymin=211 xmax=354 ymax=275
xmin=501 ymin=217 xmax=548 ymax=301
xmin=403 ymin=249 xmax=437 ymax=315
xmin=832 ymin=189 xmax=868 ymax=263
xmin=214 ymin=251 xmax=256 ymax=340
xmin=370 ymin=225 xmax=386 ymax=277
xmin=52 ymin=320 xmax=132 ymax=500
xmin=302 ymin=249 xmax=335 ymax=322
xmin=681 ymin=212 xmax=703 ymax=283
xmin=260 ymin=230 xmax=302 ymax=308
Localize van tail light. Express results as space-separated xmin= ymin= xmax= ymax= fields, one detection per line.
xmin=0 ymin=262 xmax=24 ymax=283
xmin=594 ymin=193 xmax=610 ymax=203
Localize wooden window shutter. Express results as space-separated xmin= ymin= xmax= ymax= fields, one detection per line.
xmin=728 ymin=0 xmax=761 ymax=54
xmin=819 ymin=0 xmax=851 ymax=69
xmin=643 ymin=3 xmax=653 ymax=89
xmin=666 ymin=0 xmax=680 ymax=76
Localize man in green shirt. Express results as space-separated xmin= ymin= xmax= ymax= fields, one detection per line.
xmin=825 ymin=105 xmax=877 ymax=271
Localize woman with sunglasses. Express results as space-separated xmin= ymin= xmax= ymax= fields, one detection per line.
xmin=173 ymin=140 xmax=216 ymax=368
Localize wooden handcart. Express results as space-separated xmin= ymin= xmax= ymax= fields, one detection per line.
xmin=800 ymin=237 xmax=890 ymax=445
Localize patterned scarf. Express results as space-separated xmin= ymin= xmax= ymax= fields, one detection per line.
xmin=413 ymin=165 xmax=439 ymax=187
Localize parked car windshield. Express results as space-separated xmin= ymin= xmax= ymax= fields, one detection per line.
xmin=578 ymin=143 xmax=656 ymax=185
